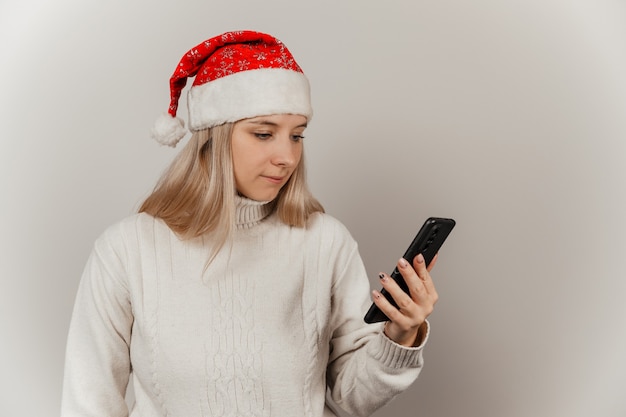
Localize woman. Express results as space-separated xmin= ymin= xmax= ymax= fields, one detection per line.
xmin=61 ymin=30 xmax=438 ymax=417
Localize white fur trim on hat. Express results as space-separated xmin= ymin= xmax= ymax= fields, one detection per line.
xmin=187 ymin=68 xmax=312 ymax=131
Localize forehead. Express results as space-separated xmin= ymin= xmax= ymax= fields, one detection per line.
xmin=238 ymin=114 xmax=308 ymax=128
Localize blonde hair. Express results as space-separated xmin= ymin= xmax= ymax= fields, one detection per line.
xmin=139 ymin=122 xmax=324 ymax=253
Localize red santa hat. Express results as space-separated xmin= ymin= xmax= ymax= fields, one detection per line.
xmin=151 ymin=30 xmax=313 ymax=147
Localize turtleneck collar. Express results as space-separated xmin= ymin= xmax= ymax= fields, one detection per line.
xmin=235 ymin=195 xmax=274 ymax=229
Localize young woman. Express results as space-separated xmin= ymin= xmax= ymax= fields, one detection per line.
xmin=61 ymin=30 xmax=439 ymax=417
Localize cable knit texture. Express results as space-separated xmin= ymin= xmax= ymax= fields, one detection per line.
xmin=61 ymin=196 xmax=429 ymax=417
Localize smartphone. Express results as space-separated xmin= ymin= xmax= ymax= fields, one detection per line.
xmin=363 ymin=217 xmax=456 ymax=323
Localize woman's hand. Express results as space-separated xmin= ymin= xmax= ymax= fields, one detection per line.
xmin=372 ymin=253 xmax=439 ymax=347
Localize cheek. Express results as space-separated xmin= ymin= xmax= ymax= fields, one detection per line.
xmin=293 ymin=146 xmax=303 ymax=166
xmin=232 ymin=147 xmax=259 ymax=176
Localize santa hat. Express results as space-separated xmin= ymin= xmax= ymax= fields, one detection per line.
xmin=151 ymin=30 xmax=313 ymax=147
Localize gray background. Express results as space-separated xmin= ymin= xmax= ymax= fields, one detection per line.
xmin=1 ymin=0 xmax=625 ymax=416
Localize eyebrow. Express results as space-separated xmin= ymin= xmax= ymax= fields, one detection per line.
xmin=246 ymin=120 xmax=308 ymax=129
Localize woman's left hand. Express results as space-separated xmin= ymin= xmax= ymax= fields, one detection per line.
xmin=372 ymin=253 xmax=439 ymax=347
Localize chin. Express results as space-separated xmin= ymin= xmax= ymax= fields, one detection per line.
xmin=242 ymin=192 xmax=279 ymax=202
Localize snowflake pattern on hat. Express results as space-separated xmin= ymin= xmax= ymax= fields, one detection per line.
xmin=168 ymin=31 xmax=303 ymax=117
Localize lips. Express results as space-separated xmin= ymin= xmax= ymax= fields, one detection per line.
xmin=262 ymin=175 xmax=285 ymax=184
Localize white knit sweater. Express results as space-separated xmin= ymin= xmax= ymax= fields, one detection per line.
xmin=61 ymin=197 xmax=428 ymax=417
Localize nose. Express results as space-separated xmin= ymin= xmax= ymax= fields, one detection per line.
xmin=271 ymin=134 xmax=300 ymax=167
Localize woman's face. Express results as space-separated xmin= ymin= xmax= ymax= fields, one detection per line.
xmin=231 ymin=114 xmax=307 ymax=201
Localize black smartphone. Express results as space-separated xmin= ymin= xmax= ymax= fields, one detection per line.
xmin=363 ymin=217 xmax=456 ymax=323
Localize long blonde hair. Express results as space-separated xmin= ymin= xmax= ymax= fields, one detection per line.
xmin=139 ymin=122 xmax=324 ymax=252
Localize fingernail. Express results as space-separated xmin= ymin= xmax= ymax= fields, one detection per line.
xmin=399 ymin=258 xmax=409 ymax=268
xmin=416 ymin=253 xmax=424 ymax=263
xmin=372 ymin=290 xmax=381 ymax=299
xmin=379 ymin=273 xmax=387 ymax=282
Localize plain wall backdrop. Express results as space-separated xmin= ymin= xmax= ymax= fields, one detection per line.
xmin=1 ymin=0 xmax=625 ymax=416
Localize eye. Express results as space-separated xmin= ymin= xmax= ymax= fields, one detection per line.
xmin=291 ymin=134 xmax=305 ymax=142
xmin=254 ymin=132 xmax=272 ymax=140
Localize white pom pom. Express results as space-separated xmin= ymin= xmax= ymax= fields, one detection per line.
xmin=150 ymin=113 xmax=187 ymax=147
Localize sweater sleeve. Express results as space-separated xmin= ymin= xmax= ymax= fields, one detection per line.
xmin=61 ymin=225 xmax=133 ymax=417
xmin=325 ymin=232 xmax=428 ymax=417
